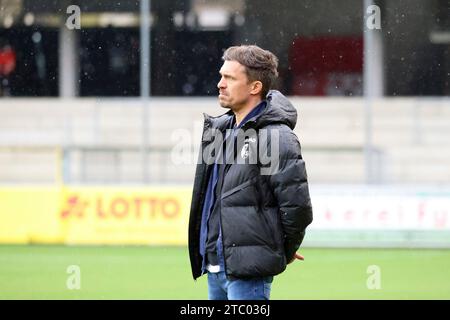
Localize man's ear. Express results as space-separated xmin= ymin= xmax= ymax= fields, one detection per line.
xmin=250 ymin=81 xmax=263 ymax=96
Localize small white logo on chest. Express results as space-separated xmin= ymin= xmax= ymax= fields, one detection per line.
xmin=240 ymin=137 xmax=255 ymax=160
xmin=241 ymin=143 xmax=249 ymax=159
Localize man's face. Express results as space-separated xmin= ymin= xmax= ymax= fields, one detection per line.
xmin=217 ymin=60 xmax=253 ymax=111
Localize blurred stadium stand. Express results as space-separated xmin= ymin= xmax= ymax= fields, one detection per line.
xmin=0 ymin=0 xmax=448 ymax=185
xmin=0 ymin=0 xmax=448 ymax=97
xmin=1 ymin=97 xmax=449 ymax=185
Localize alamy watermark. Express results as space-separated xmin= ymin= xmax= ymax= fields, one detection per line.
xmin=366 ymin=5 xmax=381 ymax=30
xmin=66 ymin=5 xmax=81 ymax=30
xmin=66 ymin=265 xmax=81 ymax=290
xmin=366 ymin=265 xmax=381 ymax=290
xmin=171 ymin=125 xmax=282 ymax=176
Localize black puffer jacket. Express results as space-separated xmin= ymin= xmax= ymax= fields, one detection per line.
xmin=188 ymin=90 xmax=313 ymax=280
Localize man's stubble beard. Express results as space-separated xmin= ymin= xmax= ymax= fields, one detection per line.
xmin=219 ymin=102 xmax=231 ymax=109
xmin=218 ymin=96 xmax=233 ymax=110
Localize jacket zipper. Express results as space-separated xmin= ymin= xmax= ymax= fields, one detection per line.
xmin=219 ymin=163 xmax=232 ymax=276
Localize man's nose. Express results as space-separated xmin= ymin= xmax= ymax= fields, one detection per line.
xmin=217 ymin=77 xmax=225 ymax=89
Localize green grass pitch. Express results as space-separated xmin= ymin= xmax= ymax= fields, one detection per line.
xmin=1 ymin=245 xmax=449 ymax=299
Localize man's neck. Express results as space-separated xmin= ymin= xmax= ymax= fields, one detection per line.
xmin=234 ymin=98 xmax=262 ymax=127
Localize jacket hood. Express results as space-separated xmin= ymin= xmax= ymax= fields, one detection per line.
xmin=255 ymin=90 xmax=298 ymax=130
xmin=204 ymin=90 xmax=298 ymax=132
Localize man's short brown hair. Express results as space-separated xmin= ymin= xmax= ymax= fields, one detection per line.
xmin=222 ymin=45 xmax=279 ymax=99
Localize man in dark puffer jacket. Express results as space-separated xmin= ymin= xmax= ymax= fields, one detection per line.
xmin=188 ymin=45 xmax=313 ymax=300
